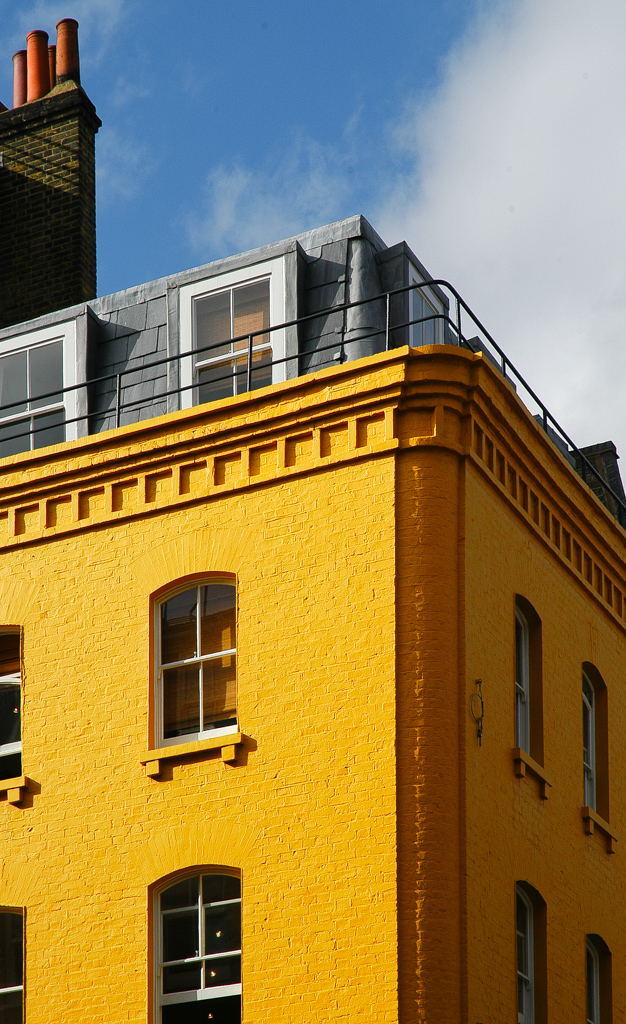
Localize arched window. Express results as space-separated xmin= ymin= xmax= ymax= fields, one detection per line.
xmin=514 ymin=598 xmax=543 ymax=763
xmin=0 ymin=909 xmax=23 ymax=1024
xmin=582 ymin=664 xmax=609 ymax=821
xmin=157 ymin=872 xmax=241 ymax=1023
xmin=0 ymin=632 xmax=21 ymax=781
xmin=516 ymin=887 xmax=534 ymax=1023
xmin=583 ymin=673 xmax=596 ymax=809
xmin=155 ymin=580 xmax=237 ymax=747
xmin=586 ymin=934 xmax=612 ymax=1024
xmin=516 ymin=882 xmax=547 ymax=1024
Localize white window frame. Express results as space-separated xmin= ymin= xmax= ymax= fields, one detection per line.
xmin=0 ymin=635 xmax=21 ymax=773
xmin=586 ymin=938 xmax=600 ymax=1024
xmin=155 ymin=580 xmax=238 ymax=749
xmin=179 ymin=258 xmax=286 ymax=410
xmin=154 ymin=872 xmax=242 ymax=1022
xmin=583 ymin=672 xmax=596 ymax=809
xmin=408 ymin=264 xmax=444 ymax=347
xmin=0 ymin=320 xmax=78 ymax=453
xmin=516 ymin=886 xmax=534 ymax=1024
xmin=515 ymin=608 xmax=530 ymax=752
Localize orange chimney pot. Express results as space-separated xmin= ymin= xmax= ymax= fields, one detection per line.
xmin=26 ymin=30 xmax=50 ymax=101
xmin=48 ymin=45 xmax=57 ymax=89
xmin=56 ymin=19 xmax=80 ymax=84
xmin=12 ymin=50 xmax=27 ymax=108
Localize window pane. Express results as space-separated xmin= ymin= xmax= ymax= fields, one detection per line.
xmin=0 ymin=635 xmax=20 ymax=677
xmin=233 ymin=280 xmax=269 ymax=349
xmin=162 ymin=995 xmax=241 ymax=1024
xmin=163 ymin=665 xmax=200 ymax=738
xmin=0 ymin=352 xmax=27 ymax=415
xmin=0 ymin=418 xmax=30 ymax=458
xmin=161 ymin=876 xmax=199 ymax=912
xmin=198 ymin=362 xmax=235 ymax=404
xmin=0 ymin=913 xmax=22 ymax=988
xmin=203 ymin=875 xmax=241 ymax=905
xmin=250 ymin=348 xmax=272 ymax=391
xmin=161 ymin=589 xmax=198 ymax=665
xmin=204 ymin=953 xmax=241 ymax=989
xmin=0 ymin=753 xmax=22 ymax=782
xmin=200 ymin=586 xmax=236 ymax=657
xmin=195 ymin=291 xmax=231 ymax=360
xmin=32 ymin=409 xmax=65 ymax=449
xmin=30 ymin=341 xmax=63 ymax=409
xmin=0 ymin=991 xmax=22 ymax=1024
xmin=163 ymin=962 xmax=202 ymax=994
xmin=202 ymin=661 xmax=236 ymax=731
xmin=0 ymin=684 xmax=20 ymax=747
xmin=422 ymin=300 xmax=436 ymax=346
xmin=163 ymin=910 xmax=199 ymax=963
xmin=204 ymin=904 xmax=241 ymax=955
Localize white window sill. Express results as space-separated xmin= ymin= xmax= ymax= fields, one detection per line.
xmin=141 ymin=733 xmax=242 ymax=777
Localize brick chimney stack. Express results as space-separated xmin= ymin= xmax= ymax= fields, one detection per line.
xmin=0 ymin=19 xmax=101 ymax=329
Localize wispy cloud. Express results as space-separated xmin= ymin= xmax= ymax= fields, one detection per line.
xmin=2 ymin=0 xmax=139 ymax=65
xmin=376 ymin=0 xmax=626 ymax=457
xmin=185 ymin=132 xmax=356 ymax=258
xmin=96 ymin=126 xmax=153 ymax=204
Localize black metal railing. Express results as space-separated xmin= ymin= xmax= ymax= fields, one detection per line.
xmin=0 ymin=279 xmax=624 ymax=526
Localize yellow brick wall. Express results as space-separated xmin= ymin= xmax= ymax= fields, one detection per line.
xmin=0 ymin=388 xmax=398 ymax=1022
xmin=1 ymin=346 xmax=625 ymax=1022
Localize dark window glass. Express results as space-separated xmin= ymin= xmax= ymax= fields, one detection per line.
xmin=163 ymin=665 xmax=200 ymax=738
xmin=162 ymin=995 xmax=241 ymax=1024
xmin=161 ymin=876 xmax=199 ymax=912
xmin=198 ymin=363 xmax=235 ymax=405
xmin=0 ymin=753 xmax=22 ymax=781
xmin=0 ymin=913 xmax=22 ymax=989
xmin=0 ymin=353 xmax=27 ymax=415
xmin=204 ymin=904 xmax=241 ymax=955
xmin=30 ymin=341 xmax=63 ymax=409
xmin=33 ymin=409 xmax=65 ymax=449
xmin=163 ymin=962 xmax=202 ymax=994
xmin=161 ymin=589 xmax=197 ymax=665
xmin=204 ymin=954 xmax=241 ymax=988
xmin=0 ymin=991 xmax=22 ymax=1024
xmin=200 ymin=586 xmax=236 ymax=657
xmin=203 ymin=875 xmax=241 ymax=904
xmin=0 ymin=419 xmax=29 ymax=458
xmin=163 ymin=910 xmax=200 ymax=963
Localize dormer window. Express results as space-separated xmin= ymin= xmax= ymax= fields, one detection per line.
xmin=0 ymin=321 xmax=79 ymax=458
xmin=179 ymin=258 xmax=286 ymax=409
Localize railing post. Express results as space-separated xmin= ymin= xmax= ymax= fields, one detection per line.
xmin=246 ymin=334 xmax=253 ymax=392
xmin=455 ymin=295 xmax=461 ymax=346
xmin=115 ymin=373 xmax=122 ymax=428
xmin=385 ymin=292 xmax=390 ymax=351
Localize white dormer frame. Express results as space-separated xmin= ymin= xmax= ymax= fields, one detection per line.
xmin=178 ymin=257 xmax=286 ymax=410
xmin=0 ymin=320 xmax=79 ymax=451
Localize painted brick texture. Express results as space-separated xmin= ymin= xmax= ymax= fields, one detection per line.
xmin=0 ymin=347 xmax=624 ymax=1022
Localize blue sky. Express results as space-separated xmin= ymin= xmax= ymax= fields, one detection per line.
xmin=3 ymin=0 xmax=626 ymax=459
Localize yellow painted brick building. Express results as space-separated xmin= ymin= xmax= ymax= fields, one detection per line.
xmin=0 ymin=328 xmax=625 ymax=1022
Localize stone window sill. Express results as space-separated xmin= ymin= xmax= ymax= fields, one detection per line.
xmin=513 ymin=748 xmax=552 ymax=799
xmin=582 ymin=807 xmax=617 ymax=854
xmin=140 ymin=733 xmax=243 ymax=777
xmin=0 ymin=775 xmax=32 ymax=806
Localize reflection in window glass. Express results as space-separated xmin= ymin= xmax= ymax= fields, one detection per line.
xmin=195 ymin=280 xmax=271 ymax=404
xmin=0 ymin=340 xmax=65 ymax=456
xmin=159 ymin=583 xmax=236 ymax=741
xmin=0 ymin=633 xmax=21 ymax=781
xmin=159 ymin=874 xmax=241 ymax=1024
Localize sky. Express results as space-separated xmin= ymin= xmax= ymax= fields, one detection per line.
xmin=2 ymin=0 xmax=626 ymax=461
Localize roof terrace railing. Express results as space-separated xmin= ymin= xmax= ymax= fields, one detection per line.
xmin=0 ymin=280 xmax=624 ymax=527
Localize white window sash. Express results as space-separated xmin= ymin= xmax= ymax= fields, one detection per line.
xmin=179 ymin=258 xmax=286 ymax=410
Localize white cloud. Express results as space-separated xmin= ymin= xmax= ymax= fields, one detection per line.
xmin=185 ymin=133 xmax=354 ymax=257
xmin=377 ymin=0 xmax=626 ymax=461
